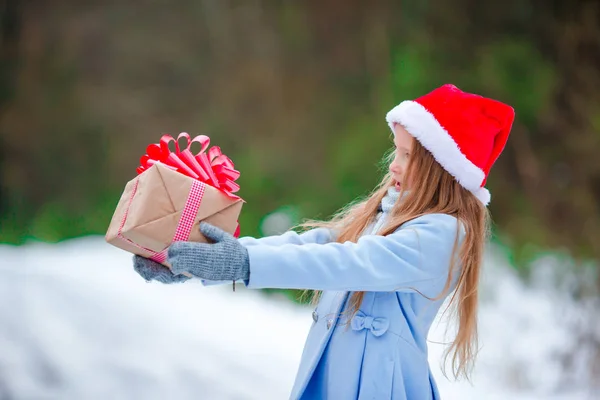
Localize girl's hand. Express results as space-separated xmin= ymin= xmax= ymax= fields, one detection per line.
xmin=167 ymin=223 xmax=250 ymax=282
xmin=133 ymin=255 xmax=191 ymax=284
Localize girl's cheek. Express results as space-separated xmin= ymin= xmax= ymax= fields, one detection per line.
xmin=398 ymin=158 xmax=409 ymax=172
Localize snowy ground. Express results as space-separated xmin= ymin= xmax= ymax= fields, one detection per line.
xmin=0 ymin=237 xmax=595 ymax=399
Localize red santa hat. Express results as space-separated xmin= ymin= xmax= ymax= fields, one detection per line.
xmin=385 ymin=84 xmax=515 ymax=206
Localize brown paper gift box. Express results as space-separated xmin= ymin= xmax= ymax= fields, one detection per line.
xmin=105 ymin=162 xmax=243 ymax=268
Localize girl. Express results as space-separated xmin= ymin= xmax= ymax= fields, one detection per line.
xmin=133 ymin=84 xmax=515 ymax=399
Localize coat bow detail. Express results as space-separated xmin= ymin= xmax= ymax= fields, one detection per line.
xmin=350 ymin=310 xmax=389 ymax=337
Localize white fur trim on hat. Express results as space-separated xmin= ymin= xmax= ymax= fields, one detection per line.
xmin=386 ymin=100 xmax=489 ymax=205
xmin=474 ymin=187 xmax=491 ymax=206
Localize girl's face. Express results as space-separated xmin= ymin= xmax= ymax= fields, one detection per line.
xmin=389 ymin=123 xmax=414 ymax=191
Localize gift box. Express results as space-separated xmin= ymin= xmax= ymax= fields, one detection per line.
xmin=105 ymin=133 xmax=243 ymax=269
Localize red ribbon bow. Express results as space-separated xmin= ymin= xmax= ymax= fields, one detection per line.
xmin=137 ymin=133 xmax=241 ymax=199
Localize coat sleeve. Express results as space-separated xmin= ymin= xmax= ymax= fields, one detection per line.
xmin=245 ymin=214 xmax=462 ymax=296
xmin=238 ymin=227 xmax=335 ymax=247
xmin=200 ymin=227 xmax=335 ymax=287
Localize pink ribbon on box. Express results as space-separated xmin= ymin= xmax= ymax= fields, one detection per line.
xmin=136 ymin=133 xmax=241 ymax=200
xmin=117 ymin=178 xmax=207 ymax=264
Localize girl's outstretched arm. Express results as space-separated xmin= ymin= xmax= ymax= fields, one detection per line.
xmin=166 ymin=215 xmax=462 ymax=296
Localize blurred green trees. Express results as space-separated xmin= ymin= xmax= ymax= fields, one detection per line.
xmin=1 ymin=0 xmax=599 ymax=269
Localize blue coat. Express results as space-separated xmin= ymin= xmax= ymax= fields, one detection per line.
xmin=236 ymin=213 xmax=463 ymax=399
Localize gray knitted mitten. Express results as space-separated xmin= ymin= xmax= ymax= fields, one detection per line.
xmin=167 ymin=223 xmax=250 ymax=282
xmin=133 ymin=255 xmax=191 ymax=284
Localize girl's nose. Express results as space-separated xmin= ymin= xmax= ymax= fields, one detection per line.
xmin=389 ymin=159 xmax=401 ymax=175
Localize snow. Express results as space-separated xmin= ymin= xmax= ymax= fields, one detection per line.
xmin=0 ymin=237 xmax=595 ymax=399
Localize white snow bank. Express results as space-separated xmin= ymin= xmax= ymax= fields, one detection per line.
xmin=0 ymin=238 xmax=595 ymax=399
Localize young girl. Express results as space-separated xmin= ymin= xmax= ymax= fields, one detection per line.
xmin=133 ymin=84 xmax=515 ymax=399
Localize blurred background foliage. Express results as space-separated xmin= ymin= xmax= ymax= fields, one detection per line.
xmin=1 ymin=0 xmax=599 ymax=276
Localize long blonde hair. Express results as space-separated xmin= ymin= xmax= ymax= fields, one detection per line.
xmin=299 ymin=139 xmax=490 ymax=380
